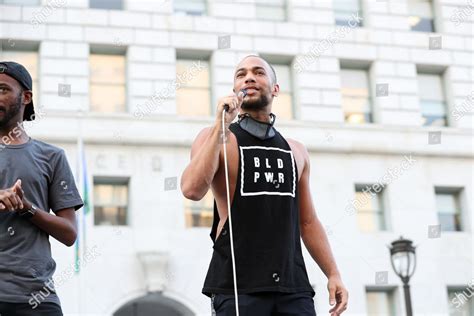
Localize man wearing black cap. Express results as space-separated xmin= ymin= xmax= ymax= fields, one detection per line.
xmin=0 ymin=61 xmax=84 ymax=315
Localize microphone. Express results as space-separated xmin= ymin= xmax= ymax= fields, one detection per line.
xmin=224 ymin=89 xmax=247 ymax=112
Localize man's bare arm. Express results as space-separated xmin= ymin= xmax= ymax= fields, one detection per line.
xmin=180 ymin=124 xmax=222 ymax=201
xmin=181 ymin=93 xmax=244 ymax=201
xmin=29 ymin=207 xmax=77 ymax=247
xmin=297 ymin=145 xmax=340 ymax=278
xmin=297 ymin=143 xmax=348 ymax=315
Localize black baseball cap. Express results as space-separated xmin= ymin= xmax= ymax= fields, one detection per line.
xmin=0 ymin=61 xmax=35 ymax=121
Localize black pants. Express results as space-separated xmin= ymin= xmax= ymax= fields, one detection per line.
xmin=211 ymin=292 xmax=316 ymax=316
xmin=0 ymin=302 xmax=63 ymax=316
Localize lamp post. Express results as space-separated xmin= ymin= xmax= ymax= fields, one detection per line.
xmin=389 ymin=236 xmax=417 ymax=316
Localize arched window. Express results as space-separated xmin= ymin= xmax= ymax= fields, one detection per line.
xmin=113 ymin=293 xmax=194 ymax=316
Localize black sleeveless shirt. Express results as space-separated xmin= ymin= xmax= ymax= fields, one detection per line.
xmin=202 ymin=122 xmax=315 ymax=297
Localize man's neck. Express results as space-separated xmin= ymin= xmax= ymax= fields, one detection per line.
xmin=0 ymin=121 xmax=29 ymax=145
xmin=240 ymin=110 xmax=273 ymax=123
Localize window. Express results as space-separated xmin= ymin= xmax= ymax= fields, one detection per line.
xmin=0 ymin=47 xmax=39 ymax=107
xmin=366 ymin=289 xmax=397 ymax=316
xmin=184 ymin=191 xmax=214 ymax=228
xmin=176 ymin=58 xmax=210 ymax=116
xmin=341 ymin=68 xmax=372 ymax=124
xmin=174 ymin=0 xmax=206 ymax=16
xmin=408 ymin=0 xmax=435 ymax=32
xmin=270 ymin=63 xmax=293 ymax=120
xmin=417 ymin=72 xmax=447 ymax=126
xmin=0 ymin=0 xmax=39 ymax=4
xmin=89 ymin=0 xmax=123 ymax=10
xmin=448 ymin=288 xmax=473 ymax=316
xmin=355 ymin=184 xmax=386 ymax=232
xmin=89 ymin=49 xmax=126 ymax=113
xmin=435 ymin=188 xmax=463 ymax=231
xmin=255 ymin=0 xmax=287 ymax=21
xmin=93 ymin=178 xmax=129 ymax=226
xmin=334 ymin=0 xmax=363 ymax=27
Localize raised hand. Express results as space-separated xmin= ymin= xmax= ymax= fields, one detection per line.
xmin=0 ymin=179 xmax=24 ymax=211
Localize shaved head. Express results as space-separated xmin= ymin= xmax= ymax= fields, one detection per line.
xmin=237 ymin=55 xmax=277 ymax=84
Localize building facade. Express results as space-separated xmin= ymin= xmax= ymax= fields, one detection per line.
xmin=0 ymin=0 xmax=473 ymax=315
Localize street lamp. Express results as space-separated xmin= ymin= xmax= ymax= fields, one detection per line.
xmin=389 ymin=236 xmax=417 ymax=316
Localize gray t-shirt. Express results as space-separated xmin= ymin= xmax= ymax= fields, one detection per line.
xmin=0 ymin=138 xmax=84 ymax=306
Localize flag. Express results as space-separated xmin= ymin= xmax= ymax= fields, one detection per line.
xmin=74 ymin=136 xmax=90 ymax=274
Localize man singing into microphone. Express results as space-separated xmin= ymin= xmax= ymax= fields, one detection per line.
xmin=181 ymin=55 xmax=348 ymax=316
xmin=0 ymin=61 xmax=83 ymax=315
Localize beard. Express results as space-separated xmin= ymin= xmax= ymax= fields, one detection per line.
xmin=0 ymin=93 xmax=22 ymax=129
xmin=241 ymin=93 xmax=270 ymax=111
